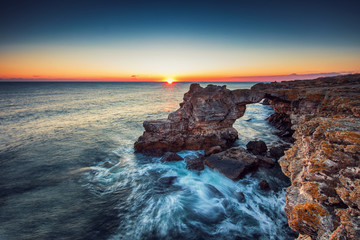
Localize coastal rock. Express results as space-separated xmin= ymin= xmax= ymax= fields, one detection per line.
xmin=259 ymin=180 xmax=271 ymax=191
xmin=261 ymin=98 xmax=270 ymax=105
xmin=251 ymin=74 xmax=360 ymax=239
xmin=135 ymin=73 xmax=360 ymax=239
xmin=280 ymin=117 xmax=360 ymax=240
xmin=204 ymin=145 xmax=222 ymax=156
xmin=246 ymin=140 xmax=267 ymax=155
xmin=269 ymin=144 xmax=290 ymax=160
xmin=185 ymin=156 xmax=205 ymax=171
xmin=204 ymin=147 xmax=274 ymax=180
xmin=135 ymin=84 xmax=264 ymax=155
xmin=204 ymin=147 xmax=259 ymax=180
xmin=160 ymin=152 xmax=183 ymax=162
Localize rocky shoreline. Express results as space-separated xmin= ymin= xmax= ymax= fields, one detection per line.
xmin=135 ymin=74 xmax=360 ymax=239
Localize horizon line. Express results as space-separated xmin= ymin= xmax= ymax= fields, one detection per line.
xmin=1 ymin=72 xmax=358 ymax=83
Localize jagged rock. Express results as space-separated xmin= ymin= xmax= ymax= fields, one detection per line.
xmin=246 ymin=140 xmax=268 ymax=155
xmin=134 ymin=84 xmax=264 ymax=155
xmin=267 ymin=113 xmax=295 ymax=143
xmin=204 ymin=147 xmax=260 ymax=180
xmin=160 ymin=152 xmax=183 ymax=162
xmin=185 ymin=156 xmax=205 ymax=171
xmin=251 ymin=74 xmax=360 ymax=239
xmin=259 ymin=180 xmax=271 ymax=191
xmin=280 ymin=117 xmax=360 ymax=240
xmin=269 ymin=144 xmax=290 ymax=160
xmin=261 ymin=98 xmax=270 ymax=105
xmin=204 ymin=145 xmax=222 ymax=156
xmin=135 ymin=74 xmax=360 ymax=239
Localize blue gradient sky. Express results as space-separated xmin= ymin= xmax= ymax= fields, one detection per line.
xmin=1 ymin=0 xmax=359 ymax=81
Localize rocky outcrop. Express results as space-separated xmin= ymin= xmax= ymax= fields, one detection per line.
xmin=135 ymin=73 xmax=360 ymax=239
xmin=251 ymin=74 xmax=360 ymax=240
xmin=280 ymin=117 xmax=360 ymax=240
xmin=134 ymin=84 xmax=264 ymax=155
xmin=204 ymin=146 xmax=275 ymax=180
xmin=246 ymin=140 xmax=268 ymax=156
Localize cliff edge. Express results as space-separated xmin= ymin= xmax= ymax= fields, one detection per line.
xmin=135 ymin=74 xmax=360 ymax=239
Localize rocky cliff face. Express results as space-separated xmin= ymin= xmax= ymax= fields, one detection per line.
xmin=134 ymin=83 xmax=264 ymax=155
xmin=135 ymin=74 xmax=360 ymax=239
xmin=251 ymin=74 xmax=360 ymax=240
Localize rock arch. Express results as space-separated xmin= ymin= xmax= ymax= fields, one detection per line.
xmin=134 ymin=83 xmax=265 ymax=156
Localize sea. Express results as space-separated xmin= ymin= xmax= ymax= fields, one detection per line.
xmin=0 ymin=82 xmax=297 ymax=240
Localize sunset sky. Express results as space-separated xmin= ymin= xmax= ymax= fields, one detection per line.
xmin=1 ymin=0 xmax=359 ymax=82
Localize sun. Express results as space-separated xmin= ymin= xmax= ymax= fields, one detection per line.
xmin=166 ymin=78 xmax=174 ymax=84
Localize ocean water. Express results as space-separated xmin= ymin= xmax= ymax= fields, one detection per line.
xmin=0 ymin=82 xmax=297 ymax=240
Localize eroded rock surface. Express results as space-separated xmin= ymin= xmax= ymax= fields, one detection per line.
xmin=204 ymin=147 xmax=274 ymax=180
xmin=280 ymin=117 xmax=360 ymax=240
xmin=252 ymin=74 xmax=360 ymax=240
xmin=135 ymin=74 xmax=360 ymax=239
xmin=135 ymin=84 xmax=264 ymax=155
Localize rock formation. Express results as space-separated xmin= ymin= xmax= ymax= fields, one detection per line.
xmin=135 ymin=73 xmax=360 ymax=239
xmin=204 ymin=146 xmax=275 ymax=180
xmin=252 ymin=74 xmax=360 ymax=240
xmin=134 ymin=84 xmax=264 ymax=155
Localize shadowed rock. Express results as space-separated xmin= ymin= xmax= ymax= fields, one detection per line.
xmin=269 ymin=144 xmax=290 ymax=160
xmin=204 ymin=147 xmax=260 ymax=180
xmin=246 ymin=140 xmax=267 ymax=156
xmin=185 ymin=156 xmax=205 ymax=171
xmin=160 ymin=152 xmax=183 ymax=162
xmin=259 ymin=180 xmax=271 ymax=191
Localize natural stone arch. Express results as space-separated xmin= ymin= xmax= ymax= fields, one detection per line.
xmin=134 ymin=83 xmax=265 ymax=156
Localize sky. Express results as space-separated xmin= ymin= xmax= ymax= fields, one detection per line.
xmin=0 ymin=0 xmax=360 ymax=82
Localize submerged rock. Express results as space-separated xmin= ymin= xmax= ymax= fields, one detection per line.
xmin=235 ymin=191 xmax=246 ymax=202
xmin=246 ymin=140 xmax=268 ymax=156
xmin=158 ymin=176 xmax=177 ymax=186
xmin=160 ymin=152 xmax=183 ymax=162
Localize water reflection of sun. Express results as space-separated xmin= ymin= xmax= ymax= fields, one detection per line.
xmin=161 ymin=78 xmax=180 ymax=112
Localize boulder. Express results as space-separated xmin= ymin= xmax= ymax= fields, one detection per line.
xmin=160 ymin=152 xmax=183 ymax=162
xmin=185 ymin=156 xmax=205 ymax=171
xmin=246 ymin=140 xmax=268 ymax=156
xmin=205 ymin=147 xmax=259 ymax=180
xmin=259 ymin=180 xmax=271 ymax=191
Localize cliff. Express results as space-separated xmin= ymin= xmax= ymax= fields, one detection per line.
xmin=135 ymin=74 xmax=360 ymax=239
xmin=252 ymin=74 xmax=360 ymax=240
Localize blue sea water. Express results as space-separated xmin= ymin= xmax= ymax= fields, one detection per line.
xmin=0 ymin=82 xmax=296 ymax=240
